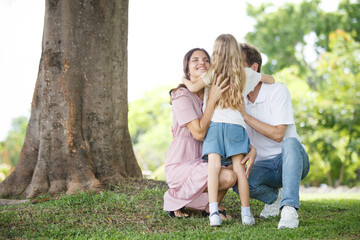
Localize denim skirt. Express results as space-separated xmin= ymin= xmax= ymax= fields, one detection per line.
xmin=202 ymin=122 xmax=250 ymax=164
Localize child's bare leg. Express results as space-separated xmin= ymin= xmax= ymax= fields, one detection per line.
xmin=232 ymin=154 xmax=249 ymax=207
xmin=207 ymin=153 xmax=223 ymax=226
xmin=218 ymin=167 xmax=236 ymax=204
xmin=205 ymin=168 xmax=236 ymax=220
xmin=208 ymin=153 xmax=221 ymax=204
xmin=232 ymin=154 xmax=255 ymax=225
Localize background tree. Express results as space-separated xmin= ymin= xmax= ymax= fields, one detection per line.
xmin=0 ymin=0 xmax=141 ymax=198
xmin=312 ymin=30 xmax=360 ymax=186
xmin=245 ymin=0 xmax=360 ymax=186
xmin=128 ymin=86 xmax=172 ymax=179
xmin=245 ymin=0 xmax=360 ymax=76
xmin=0 ymin=116 xmax=28 ymax=168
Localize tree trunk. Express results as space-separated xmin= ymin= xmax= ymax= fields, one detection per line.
xmin=326 ymin=171 xmax=333 ymax=187
xmin=335 ymin=160 xmax=346 ymax=187
xmin=0 ymin=0 xmax=142 ymax=198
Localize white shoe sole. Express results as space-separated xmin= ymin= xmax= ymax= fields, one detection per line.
xmin=209 ymin=214 xmax=222 ymax=227
xmin=278 ymin=220 xmax=299 ymax=229
xmin=242 ymin=216 xmax=255 ymax=226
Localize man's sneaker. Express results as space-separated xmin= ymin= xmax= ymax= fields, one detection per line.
xmin=278 ymin=206 xmax=299 ymax=229
xmin=260 ymin=188 xmax=282 ymax=218
xmin=209 ymin=212 xmax=222 ymax=227
xmin=242 ymin=214 xmax=255 ymax=226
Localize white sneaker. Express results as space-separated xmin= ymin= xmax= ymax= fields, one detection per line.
xmin=242 ymin=214 xmax=255 ymax=226
xmin=260 ymin=188 xmax=282 ymax=218
xmin=209 ymin=212 xmax=222 ymax=227
xmin=278 ymin=206 xmax=299 ymax=229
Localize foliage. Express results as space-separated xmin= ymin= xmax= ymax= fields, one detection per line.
xmin=0 ymin=163 xmax=11 ymax=182
xmin=128 ymin=86 xmax=173 ymax=178
xmin=313 ymin=30 xmax=360 ymax=186
xmin=0 ymin=180 xmax=359 ymax=239
xmin=0 ymin=116 xmax=28 ymax=170
xmin=244 ymin=0 xmax=360 ymax=187
xmin=245 ymin=0 xmax=360 ymax=75
xmin=274 ymin=30 xmax=360 ymax=187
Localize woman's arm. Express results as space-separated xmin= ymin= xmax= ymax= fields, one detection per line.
xmin=260 ymin=74 xmax=275 ymax=84
xmin=186 ymin=74 xmax=229 ymax=140
xmin=182 ymin=76 xmax=206 ymax=92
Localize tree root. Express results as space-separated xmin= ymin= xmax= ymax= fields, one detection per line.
xmin=0 ymin=199 xmax=30 ymax=206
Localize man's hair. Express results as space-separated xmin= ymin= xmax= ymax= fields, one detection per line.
xmin=240 ymin=43 xmax=262 ymax=73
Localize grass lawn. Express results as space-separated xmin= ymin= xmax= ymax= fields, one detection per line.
xmin=1 ymin=179 xmax=359 ymax=239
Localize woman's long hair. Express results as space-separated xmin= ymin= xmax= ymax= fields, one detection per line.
xmin=169 ymin=48 xmax=210 ymax=103
xmin=206 ymin=34 xmax=245 ymax=110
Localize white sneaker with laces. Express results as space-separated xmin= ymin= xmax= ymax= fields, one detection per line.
xmin=260 ymin=188 xmax=282 ymax=218
xmin=242 ymin=214 xmax=255 ymax=226
xmin=278 ymin=206 xmax=299 ymax=229
xmin=209 ymin=212 xmax=222 ymax=227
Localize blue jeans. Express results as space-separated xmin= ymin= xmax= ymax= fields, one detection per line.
xmin=234 ymin=138 xmax=310 ymax=210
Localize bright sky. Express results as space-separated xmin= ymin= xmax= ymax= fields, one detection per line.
xmin=0 ymin=0 xmax=340 ymax=141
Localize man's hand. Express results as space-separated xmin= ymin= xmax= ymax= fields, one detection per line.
xmin=242 ymin=146 xmax=256 ymax=179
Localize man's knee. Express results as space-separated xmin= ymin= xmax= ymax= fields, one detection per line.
xmin=282 ymin=138 xmax=301 ymax=150
xmin=248 ymin=176 xmax=258 ymax=194
xmin=248 ymin=182 xmax=261 ymax=199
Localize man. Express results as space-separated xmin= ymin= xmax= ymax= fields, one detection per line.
xmin=238 ymin=43 xmax=310 ymax=229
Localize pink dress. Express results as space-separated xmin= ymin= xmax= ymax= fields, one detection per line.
xmin=163 ymin=88 xmax=209 ymax=211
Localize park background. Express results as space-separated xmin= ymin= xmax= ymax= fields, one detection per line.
xmin=0 ymin=0 xmax=359 ymax=189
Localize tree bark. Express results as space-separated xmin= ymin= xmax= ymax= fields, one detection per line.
xmin=327 ymin=171 xmax=333 ymax=187
xmin=0 ymin=0 xmax=142 ymax=198
xmin=335 ymin=162 xmax=345 ymax=187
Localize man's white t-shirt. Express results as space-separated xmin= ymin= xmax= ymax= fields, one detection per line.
xmin=245 ymin=82 xmax=303 ymax=161
xmin=202 ymin=68 xmax=262 ymax=128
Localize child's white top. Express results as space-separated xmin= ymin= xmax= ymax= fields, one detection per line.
xmin=202 ymin=67 xmax=261 ymax=128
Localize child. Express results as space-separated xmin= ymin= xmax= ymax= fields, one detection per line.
xmin=182 ymin=34 xmax=274 ymax=227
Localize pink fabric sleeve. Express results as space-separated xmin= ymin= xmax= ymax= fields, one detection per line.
xmin=172 ymin=90 xmax=199 ymax=127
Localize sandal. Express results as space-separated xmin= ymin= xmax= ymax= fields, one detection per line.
xmin=168 ymin=207 xmax=189 ymax=218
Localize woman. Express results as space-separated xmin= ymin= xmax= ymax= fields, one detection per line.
xmin=163 ymin=48 xmax=237 ymax=219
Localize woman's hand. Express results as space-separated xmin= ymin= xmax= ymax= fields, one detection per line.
xmin=186 ymin=74 xmax=229 ymax=141
xmin=207 ymin=73 xmax=229 ymax=105
xmin=241 ymin=146 xmax=256 ymax=179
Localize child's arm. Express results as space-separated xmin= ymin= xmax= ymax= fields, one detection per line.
xmin=181 ymin=76 xmax=206 ymax=92
xmin=244 ymin=68 xmax=274 ymax=96
xmin=260 ymin=73 xmax=275 ymax=84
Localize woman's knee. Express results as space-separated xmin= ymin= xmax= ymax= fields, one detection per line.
xmin=219 ymin=169 xmax=237 ymax=190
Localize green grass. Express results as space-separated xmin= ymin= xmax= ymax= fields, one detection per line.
xmin=1 ymin=179 xmax=359 ymax=239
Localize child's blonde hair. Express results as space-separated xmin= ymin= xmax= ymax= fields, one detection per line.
xmin=207 ymin=34 xmax=245 ymax=110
